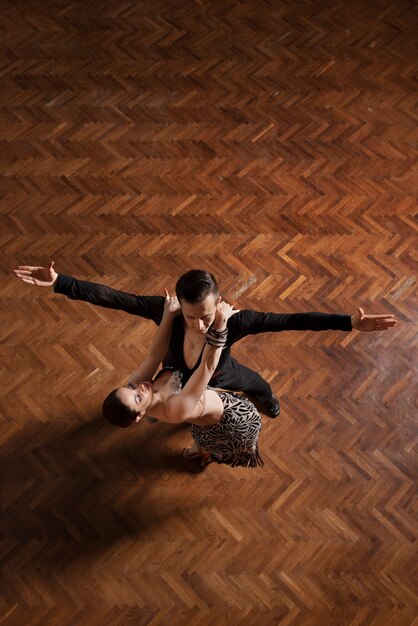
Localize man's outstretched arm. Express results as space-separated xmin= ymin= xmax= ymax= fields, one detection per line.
xmin=227 ymin=307 xmax=396 ymax=341
xmin=13 ymin=260 xmax=164 ymax=323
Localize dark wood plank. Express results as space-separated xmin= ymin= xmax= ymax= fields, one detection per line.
xmin=1 ymin=0 xmax=416 ymax=624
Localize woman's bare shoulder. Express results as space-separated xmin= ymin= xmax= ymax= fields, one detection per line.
xmin=164 ymin=394 xmax=185 ymax=423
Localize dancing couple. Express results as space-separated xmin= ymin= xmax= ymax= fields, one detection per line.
xmin=14 ymin=262 xmax=397 ymax=468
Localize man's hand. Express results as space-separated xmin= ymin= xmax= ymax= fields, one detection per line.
xmin=351 ymin=307 xmax=397 ymax=332
xmin=13 ymin=261 xmax=58 ymax=287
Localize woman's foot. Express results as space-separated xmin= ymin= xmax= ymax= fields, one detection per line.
xmin=182 ymin=445 xmax=212 ymax=466
xmin=182 ymin=445 xmax=201 ymax=460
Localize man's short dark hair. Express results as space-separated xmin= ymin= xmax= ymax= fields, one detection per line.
xmin=175 ymin=270 xmax=219 ymax=304
xmin=102 ymin=388 xmax=138 ymax=427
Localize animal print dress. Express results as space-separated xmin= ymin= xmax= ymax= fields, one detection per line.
xmin=191 ymin=391 xmax=263 ymax=468
xmin=163 ymin=370 xmax=263 ymax=468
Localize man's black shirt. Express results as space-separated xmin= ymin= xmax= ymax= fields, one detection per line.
xmin=55 ymin=273 xmax=352 ymax=386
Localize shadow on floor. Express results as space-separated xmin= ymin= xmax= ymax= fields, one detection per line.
xmin=0 ymin=412 xmax=208 ymax=572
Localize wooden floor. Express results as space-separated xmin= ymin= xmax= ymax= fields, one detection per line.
xmin=1 ymin=0 xmax=417 ymax=624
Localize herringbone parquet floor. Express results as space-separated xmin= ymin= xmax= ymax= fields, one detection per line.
xmin=1 ymin=0 xmax=417 ymax=624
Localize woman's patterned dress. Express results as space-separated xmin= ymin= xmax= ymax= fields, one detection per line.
xmin=191 ymin=391 xmax=263 ymax=468
xmin=161 ymin=369 xmax=263 ymax=468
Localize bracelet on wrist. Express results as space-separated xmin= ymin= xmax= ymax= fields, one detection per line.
xmin=209 ymin=327 xmax=227 ymax=336
xmin=206 ymin=326 xmax=228 ymax=348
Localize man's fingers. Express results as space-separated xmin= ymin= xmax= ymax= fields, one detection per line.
xmin=367 ymin=315 xmax=397 ymax=322
xmin=14 ymin=269 xmax=33 ymax=276
xmin=20 ymin=277 xmax=34 ymax=284
xmin=16 ymin=265 xmax=38 ymax=271
xmin=369 ymin=314 xmax=396 ymax=320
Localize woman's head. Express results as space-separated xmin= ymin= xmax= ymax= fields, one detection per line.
xmin=102 ymin=381 xmax=152 ymax=427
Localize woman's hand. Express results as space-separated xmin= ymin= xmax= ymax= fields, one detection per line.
xmin=163 ymin=289 xmax=181 ymax=317
xmin=213 ymin=300 xmax=239 ymax=329
xmin=351 ymin=307 xmax=397 ymax=332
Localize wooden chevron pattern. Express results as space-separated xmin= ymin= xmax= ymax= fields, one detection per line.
xmin=1 ymin=0 xmax=417 ymax=624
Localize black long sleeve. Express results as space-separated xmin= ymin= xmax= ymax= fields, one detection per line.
xmin=54 ymin=274 xmax=164 ymax=324
xmin=226 ymin=309 xmax=352 ymax=344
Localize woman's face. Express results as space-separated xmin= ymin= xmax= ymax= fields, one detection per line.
xmin=117 ymin=381 xmax=153 ymax=419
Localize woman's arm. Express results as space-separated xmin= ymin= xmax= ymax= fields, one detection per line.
xmin=166 ymin=301 xmax=236 ymax=421
xmin=128 ymin=292 xmax=180 ymax=385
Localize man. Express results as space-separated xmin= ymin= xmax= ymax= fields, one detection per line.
xmin=13 ymin=261 xmax=397 ymax=417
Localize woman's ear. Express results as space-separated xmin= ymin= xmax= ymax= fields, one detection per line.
xmin=135 ymin=411 xmax=145 ymax=423
xmin=217 ymin=295 xmax=221 ymax=303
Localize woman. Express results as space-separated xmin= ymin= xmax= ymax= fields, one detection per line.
xmin=102 ymin=291 xmax=263 ymax=468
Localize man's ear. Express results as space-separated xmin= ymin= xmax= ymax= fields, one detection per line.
xmin=135 ymin=411 xmax=145 ymax=423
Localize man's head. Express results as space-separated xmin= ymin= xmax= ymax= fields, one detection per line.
xmin=102 ymin=381 xmax=153 ymax=427
xmin=175 ymin=270 xmax=220 ymax=333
